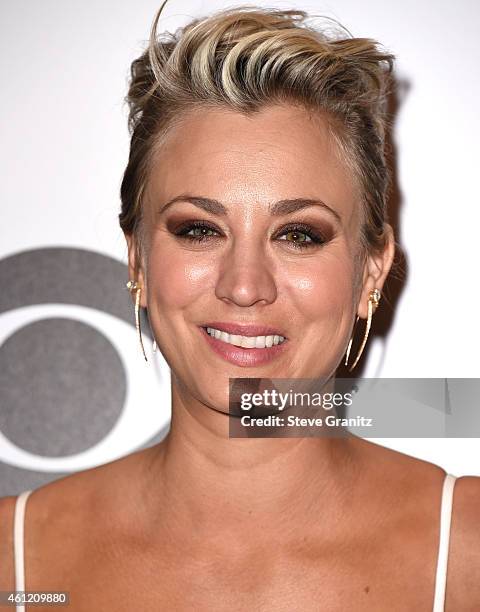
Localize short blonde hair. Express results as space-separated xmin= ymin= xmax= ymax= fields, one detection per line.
xmin=119 ymin=3 xmax=394 ymax=266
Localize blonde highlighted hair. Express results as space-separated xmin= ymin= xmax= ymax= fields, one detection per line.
xmin=119 ymin=2 xmax=394 ymax=264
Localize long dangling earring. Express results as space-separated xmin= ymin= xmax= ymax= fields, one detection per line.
xmin=344 ymin=288 xmax=381 ymax=372
xmin=126 ymin=280 xmax=148 ymax=362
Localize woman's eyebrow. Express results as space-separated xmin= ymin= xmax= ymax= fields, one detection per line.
xmin=158 ymin=194 xmax=342 ymax=223
xmin=159 ymin=195 xmax=227 ymax=216
xmin=270 ymin=198 xmax=342 ymax=223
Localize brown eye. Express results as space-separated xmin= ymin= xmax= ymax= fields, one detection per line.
xmin=275 ymin=224 xmax=326 ymax=249
xmin=280 ymin=230 xmax=312 ymax=244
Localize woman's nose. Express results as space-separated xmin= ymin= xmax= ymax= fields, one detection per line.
xmin=214 ymin=241 xmax=277 ymax=307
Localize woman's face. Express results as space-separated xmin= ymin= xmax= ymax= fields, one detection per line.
xmin=128 ymin=103 xmax=392 ymax=413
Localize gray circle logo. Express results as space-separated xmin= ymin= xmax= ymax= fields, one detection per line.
xmin=0 ymin=317 xmax=126 ymax=456
xmin=0 ymin=247 xmax=166 ymax=496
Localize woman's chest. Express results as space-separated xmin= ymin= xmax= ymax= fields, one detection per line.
xmin=26 ymin=534 xmax=438 ymax=612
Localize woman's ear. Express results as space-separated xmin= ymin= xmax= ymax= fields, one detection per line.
xmin=357 ymin=224 xmax=395 ymax=319
xmin=124 ymin=232 xmax=148 ymax=309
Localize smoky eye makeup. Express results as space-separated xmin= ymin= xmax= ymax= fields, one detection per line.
xmin=171 ymin=219 xmax=223 ymax=241
xmin=271 ymin=220 xmax=335 ymax=249
xmin=164 ymin=213 xmax=336 ymax=249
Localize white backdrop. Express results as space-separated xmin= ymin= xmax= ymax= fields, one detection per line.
xmin=1 ymin=0 xmax=479 ymax=494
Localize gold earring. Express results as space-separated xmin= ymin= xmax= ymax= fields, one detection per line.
xmin=126 ymin=280 xmax=148 ymax=362
xmin=344 ymin=289 xmax=381 ymax=372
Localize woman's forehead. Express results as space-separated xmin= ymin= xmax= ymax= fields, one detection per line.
xmin=146 ymin=104 xmax=361 ymax=227
xmin=152 ymin=104 xmax=342 ymax=165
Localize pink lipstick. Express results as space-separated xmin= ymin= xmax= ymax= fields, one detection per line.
xmin=198 ymin=322 xmax=289 ymax=367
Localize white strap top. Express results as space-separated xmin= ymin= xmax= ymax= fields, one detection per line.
xmin=13 ymin=489 xmax=32 ymax=612
xmin=12 ymin=473 xmax=458 ymax=611
xmin=432 ymin=473 xmax=457 ymax=611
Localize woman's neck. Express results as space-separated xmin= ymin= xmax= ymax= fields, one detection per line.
xmin=138 ymin=379 xmax=363 ymax=546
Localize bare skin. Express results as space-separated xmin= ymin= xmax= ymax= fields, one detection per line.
xmin=1 ymin=442 xmax=479 ymax=610
xmin=1 ymin=104 xmax=479 ymax=610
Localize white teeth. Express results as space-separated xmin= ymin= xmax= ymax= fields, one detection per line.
xmin=205 ymin=327 xmax=286 ymax=349
xmin=255 ymin=336 xmax=266 ymax=349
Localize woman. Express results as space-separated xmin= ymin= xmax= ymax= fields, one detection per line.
xmin=1 ymin=3 xmax=479 ymax=610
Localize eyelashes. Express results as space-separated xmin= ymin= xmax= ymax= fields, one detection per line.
xmin=174 ymin=221 xmax=221 ymax=242
xmin=275 ymin=223 xmax=327 ymax=248
xmin=172 ymin=220 xmax=328 ymax=250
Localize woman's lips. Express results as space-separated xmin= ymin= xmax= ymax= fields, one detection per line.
xmin=199 ymin=326 xmax=288 ymax=367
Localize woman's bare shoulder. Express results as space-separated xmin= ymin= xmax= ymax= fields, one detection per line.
xmin=0 ymin=468 xmax=102 ymax=590
xmin=0 ymin=495 xmax=17 ymax=589
xmin=447 ymin=473 xmax=480 ymax=608
xmin=0 ymin=447 xmax=150 ymax=590
xmin=351 ymin=436 xmax=448 ymax=487
xmin=359 ymin=439 xmax=480 ymax=606
xmin=23 ymin=446 xmax=149 ymax=511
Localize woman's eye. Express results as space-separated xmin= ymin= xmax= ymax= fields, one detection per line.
xmin=276 ymin=226 xmax=326 ymax=249
xmin=175 ymin=222 xmax=221 ymax=242
xmin=278 ymin=230 xmax=312 ymax=244
xmin=188 ymin=226 xmax=217 ymax=238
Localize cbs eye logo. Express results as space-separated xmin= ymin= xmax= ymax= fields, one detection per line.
xmin=0 ymin=247 xmax=170 ymax=490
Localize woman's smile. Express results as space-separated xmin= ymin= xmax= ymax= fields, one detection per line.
xmin=198 ymin=321 xmax=289 ymax=367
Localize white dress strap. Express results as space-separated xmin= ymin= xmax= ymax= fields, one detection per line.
xmin=13 ymin=490 xmax=33 ymax=612
xmin=432 ymin=473 xmax=457 ymax=612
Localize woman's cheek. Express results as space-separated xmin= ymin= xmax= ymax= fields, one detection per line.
xmin=284 ymin=259 xmax=354 ymax=321
xmin=149 ymin=250 xmax=217 ymax=308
